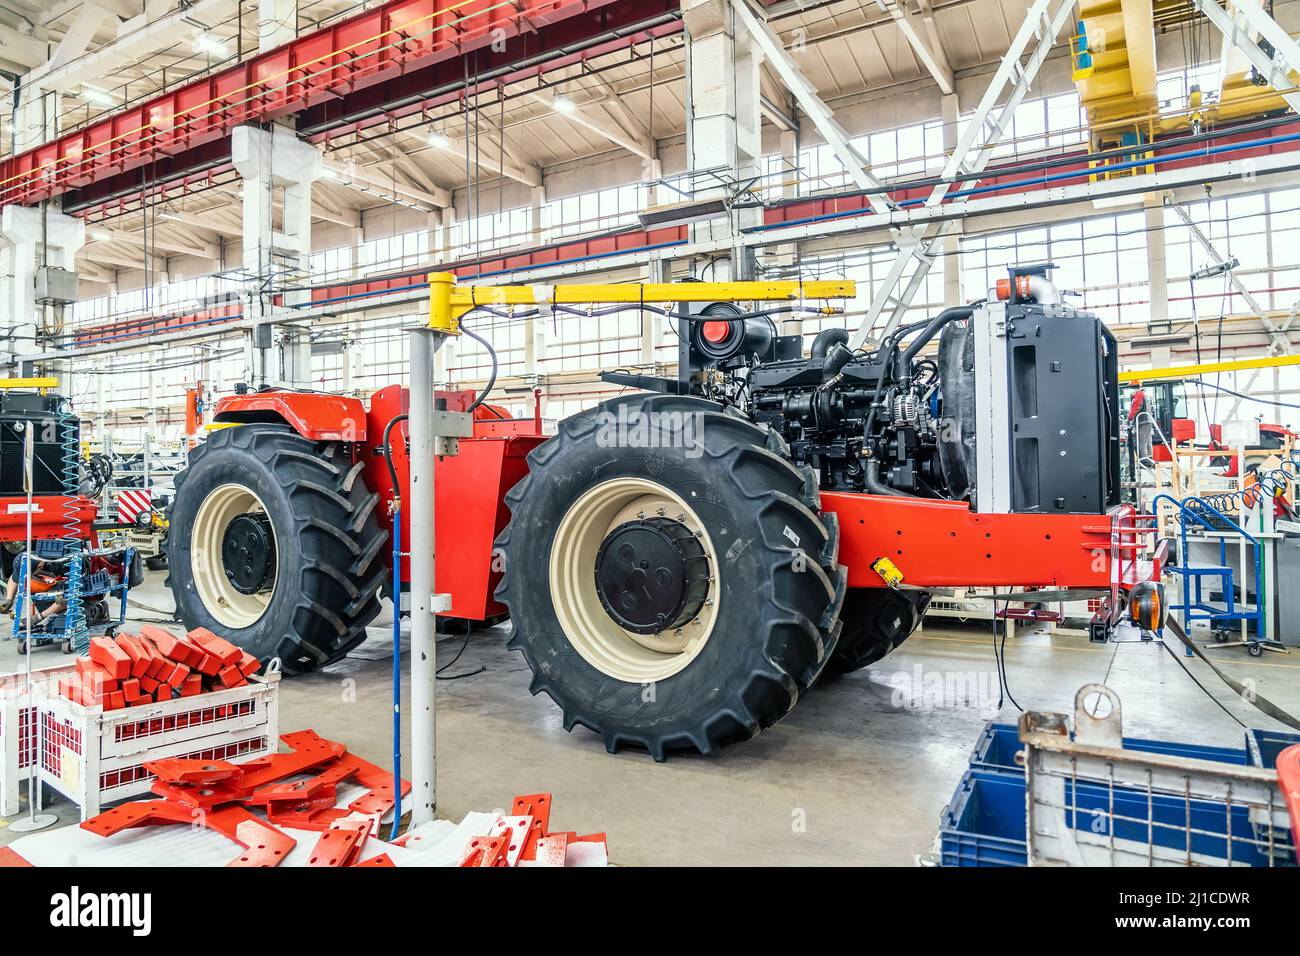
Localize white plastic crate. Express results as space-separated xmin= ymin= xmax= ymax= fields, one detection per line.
xmin=1 ymin=664 xmax=75 ymax=817
xmin=35 ymin=670 xmax=280 ymax=820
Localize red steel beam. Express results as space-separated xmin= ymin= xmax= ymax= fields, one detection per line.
xmin=0 ymin=0 xmax=629 ymax=208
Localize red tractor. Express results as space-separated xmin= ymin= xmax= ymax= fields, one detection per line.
xmin=166 ymin=266 xmax=1159 ymax=758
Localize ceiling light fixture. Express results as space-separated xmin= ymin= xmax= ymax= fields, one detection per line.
xmin=194 ymin=33 xmax=229 ymax=58
xmin=427 ymin=131 xmax=450 ymax=149
xmin=551 ymin=95 xmax=577 ymax=114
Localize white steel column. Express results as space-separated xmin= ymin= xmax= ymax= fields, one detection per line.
xmin=232 ymin=124 xmax=322 ymax=387
xmin=1145 ymin=197 xmax=1170 ymax=331
xmin=407 ymin=328 xmax=440 ymax=823
xmin=0 ymin=205 xmax=85 ymax=374
xmin=940 ymin=92 xmax=962 ymax=305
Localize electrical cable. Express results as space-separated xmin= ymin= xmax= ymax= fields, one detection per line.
xmin=459 ymin=314 xmax=498 ymax=413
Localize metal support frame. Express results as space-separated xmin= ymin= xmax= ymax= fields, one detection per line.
xmin=1191 ymin=0 xmax=1300 ymax=116
xmin=1165 ymin=198 xmax=1294 ymax=355
xmin=730 ymin=0 xmax=893 ymax=206
xmin=849 ymin=0 xmax=1077 ymax=349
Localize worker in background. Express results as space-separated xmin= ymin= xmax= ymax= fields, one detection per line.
xmin=0 ymin=551 xmax=125 ymax=631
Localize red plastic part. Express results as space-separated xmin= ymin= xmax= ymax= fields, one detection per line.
xmin=701 ymin=320 xmax=731 ymax=344
xmin=1277 ymin=744 xmax=1300 ymax=866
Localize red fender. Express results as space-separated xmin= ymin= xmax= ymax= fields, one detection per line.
xmin=213 ymin=392 xmax=370 ymax=441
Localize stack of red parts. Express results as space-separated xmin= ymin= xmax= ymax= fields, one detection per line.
xmin=57 ymin=625 xmax=262 ymax=710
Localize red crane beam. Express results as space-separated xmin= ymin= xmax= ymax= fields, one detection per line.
xmin=0 ymin=0 xmax=638 ymax=208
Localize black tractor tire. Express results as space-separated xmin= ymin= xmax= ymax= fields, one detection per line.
xmin=144 ymin=554 xmax=168 ymax=572
xmin=825 ymin=588 xmax=930 ymax=674
xmin=496 ymin=393 xmax=846 ymax=760
xmin=166 ymin=424 xmax=387 ymax=674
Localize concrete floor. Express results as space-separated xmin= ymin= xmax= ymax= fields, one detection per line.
xmin=2 ymin=572 xmax=1298 ymax=865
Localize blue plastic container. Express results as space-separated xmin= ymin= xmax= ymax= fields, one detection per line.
xmin=940 ymin=769 xmax=1027 ymax=866
xmin=940 ymin=767 xmax=1279 ymax=866
xmin=969 ymin=722 xmax=1249 ymax=775
xmin=1244 ymin=728 xmax=1300 ymax=857
xmin=1245 ymin=728 xmax=1300 ymax=770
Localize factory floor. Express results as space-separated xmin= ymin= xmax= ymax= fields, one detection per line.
xmin=3 ymin=572 xmax=1298 ymax=865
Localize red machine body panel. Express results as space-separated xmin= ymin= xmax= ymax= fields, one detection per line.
xmin=361 ymin=385 xmax=544 ymax=620
xmin=824 ymin=492 xmax=1152 ymax=590
xmin=213 ymin=392 xmax=370 ymax=441
xmin=0 ymin=496 xmax=97 ymax=545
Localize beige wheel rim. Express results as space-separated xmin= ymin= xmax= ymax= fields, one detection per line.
xmin=190 ymin=483 xmax=278 ymax=629
xmin=549 ymin=477 xmax=718 ymax=683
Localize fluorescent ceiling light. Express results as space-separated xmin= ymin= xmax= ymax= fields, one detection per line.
xmin=82 ymin=87 xmax=115 ymax=107
xmin=194 ymin=33 xmax=228 ymax=57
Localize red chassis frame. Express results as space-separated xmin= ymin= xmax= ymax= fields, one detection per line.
xmin=213 ymin=391 xmax=1158 ymax=630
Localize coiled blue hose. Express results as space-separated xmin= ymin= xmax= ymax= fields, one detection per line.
xmin=58 ymin=397 xmax=86 ymax=651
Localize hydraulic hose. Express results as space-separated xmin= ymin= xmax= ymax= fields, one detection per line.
xmin=897 ymin=306 xmax=974 ymax=387
xmin=864 ymin=459 xmax=906 ymax=496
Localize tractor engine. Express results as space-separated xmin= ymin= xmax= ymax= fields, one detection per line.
xmin=675 ymin=264 xmax=1121 ymax=514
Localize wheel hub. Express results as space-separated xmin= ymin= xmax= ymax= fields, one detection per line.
xmin=221 ymin=512 xmax=276 ymax=595
xmin=593 ymin=517 xmax=709 ymax=634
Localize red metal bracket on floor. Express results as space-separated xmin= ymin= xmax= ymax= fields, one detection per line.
xmin=81 ymin=800 xmax=295 ymax=866
xmin=458 ymin=835 xmax=509 ymax=867
xmin=307 ymin=819 xmax=370 ymax=867
xmin=511 ymin=792 xmax=552 ymax=861
xmin=353 ymin=852 xmax=395 ymax=867
xmin=0 ymin=847 xmax=32 ymax=867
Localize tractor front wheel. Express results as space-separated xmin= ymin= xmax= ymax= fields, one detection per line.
xmin=166 ymin=424 xmax=387 ymax=673
xmin=496 ymin=393 xmax=846 ymax=760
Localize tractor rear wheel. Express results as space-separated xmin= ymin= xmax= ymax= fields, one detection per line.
xmin=166 ymin=424 xmax=386 ymax=674
xmin=496 ymin=393 xmax=846 ymax=760
xmin=825 ymin=588 xmax=930 ymax=674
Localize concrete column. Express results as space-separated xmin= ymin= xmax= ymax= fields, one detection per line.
xmin=773 ymin=128 xmax=802 ymax=337
xmin=643 ymin=258 xmax=667 ymax=364
xmin=0 ymin=204 xmax=85 ymax=374
xmin=259 ymin=0 xmax=296 ymax=51
xmin=529 ymin=185 xmax=546 ymax=245
xmin=232 ymin=124 xmax=321 ymax=388
xmin=1145 ymin=197 xmax=1170 ymax=331
xmin=642 ymin=155 xmax=663 ymax=207
xmin=683 ymin=0 xmax=762 ymax=279
xmin=13 ymin=89 xmax=60 ymax=154
xmin=940 ymin=92 xmax=962 ymax=305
